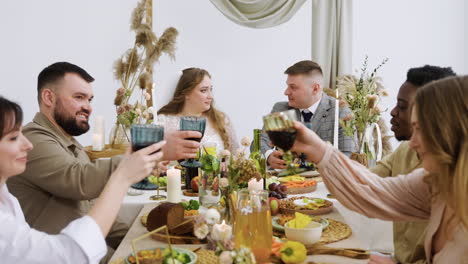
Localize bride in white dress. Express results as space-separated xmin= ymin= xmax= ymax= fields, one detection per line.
xmin=157 ymin=68 xmax=239 ymax=156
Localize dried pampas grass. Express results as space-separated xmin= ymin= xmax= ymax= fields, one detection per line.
xmin=139 ymin=71 xmax=151 ymax=90
xmin=113 ymin=58 xmax=127 ymax=80
xmin=130 ymin=0 xmax=146 ymax=30
xmin=135 ymin=24 xmax=156 ymax=48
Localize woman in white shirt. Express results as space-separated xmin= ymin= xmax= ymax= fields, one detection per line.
xmin=157 ymin=68 xmax=239 ymax=156
xmin=0 ymin=96 xmax=164 ymax=264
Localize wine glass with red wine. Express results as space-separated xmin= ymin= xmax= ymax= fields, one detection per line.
xmin=179 ymin=116 xmax=206 ymax=168
xmin=263 ymin=109 xmax=298 ymax=152
xmin=130 ymin=124 xmax=164 ymax=190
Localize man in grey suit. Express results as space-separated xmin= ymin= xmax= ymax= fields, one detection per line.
xmin=262 ymin=60 xmax=356 ymax=169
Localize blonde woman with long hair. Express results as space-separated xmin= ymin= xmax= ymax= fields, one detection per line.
xmin=158 ymin=68 xmax=239 ymax=155
xmin=289 ymin=76 xmax=467 ymax=263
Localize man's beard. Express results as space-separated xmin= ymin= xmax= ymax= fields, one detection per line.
xmin=53 ymin=101 xmax=90 ymax=136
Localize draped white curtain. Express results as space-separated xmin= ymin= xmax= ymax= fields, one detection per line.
xmin=209 ymin=0 xmax=307 ymax=28
xmin=311 ymin=0 xmax=353 ymax=89
xmin=209 ymin=0 xmax=353 ymax=88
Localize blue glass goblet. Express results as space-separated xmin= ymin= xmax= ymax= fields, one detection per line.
xmin=130 ymin=124 xmax=164 ymax=190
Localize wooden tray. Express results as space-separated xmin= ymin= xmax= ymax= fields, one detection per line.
xmin=84 ymin=144 xmax=127 ymax=160
xmin=285 ymin=184 xmax=317 ymax=194
xmin=279 ymin=197 xmax=333 ymax=216
xmin=183 ymin=189 xmax=199 ymax=197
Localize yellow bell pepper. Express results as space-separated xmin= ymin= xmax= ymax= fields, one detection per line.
xmin=280 ymin=241 xmax=307 ymax=264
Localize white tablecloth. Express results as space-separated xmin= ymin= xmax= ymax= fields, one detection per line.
xmin=117 ymin=181 xmax=394 ymax=253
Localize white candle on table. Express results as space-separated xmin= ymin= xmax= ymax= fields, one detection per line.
xmin=333 ymin=90 xmax=339 ymax=149
xmin=151 ymin=85 xmax=158 ymax=124
xmin=92 ymin=134 xmax=104 ymax=151
xmin=94 ymin=115 xmax=105 ymax=146
xmin=167 ymin=168 xmax=182 ymax=203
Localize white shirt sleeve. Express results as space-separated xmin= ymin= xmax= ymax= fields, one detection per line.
xmin=0 ymin=185 xmax=107 ymax=264
xmin=0 ymin=213 xmax=107 ymax=264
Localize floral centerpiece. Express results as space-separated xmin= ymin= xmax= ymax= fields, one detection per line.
xmin=111 ymin=0 xmax=178 ymax=145
xmin=218 ymin=137 xmax=263 ymax=223
xmin=335 ymin=56 xmax=390 ymax=165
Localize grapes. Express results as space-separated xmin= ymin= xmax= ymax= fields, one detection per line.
xmin=268 ymin=183 xmax=288 ymax=199
xmin=268 ymin=183 xmax=277 ymax=191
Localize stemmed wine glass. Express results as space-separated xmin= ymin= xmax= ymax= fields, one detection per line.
xmin=179 ymin=116 xmax=206 ymax=168
xmin=263 ymin=109 xmax=298 ymax=152
xmin=130 ymin=124 xmax=164 ymax=190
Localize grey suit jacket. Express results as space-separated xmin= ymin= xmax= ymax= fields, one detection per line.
xmin=260 ymin=94 xmax=356 ymax=156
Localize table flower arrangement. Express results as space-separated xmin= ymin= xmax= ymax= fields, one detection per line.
xmin=335 ymin=56 xmax=391 ymax=165
xmin=110 ymin=0 xmax=178 ymax=145
xmin=193 ymin=208 xmax=256 ymax=264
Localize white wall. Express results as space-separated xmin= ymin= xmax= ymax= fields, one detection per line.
xmin=353 ymin=0 xmax=466 ymax=147
xmin=0 ymin=0 xmax=311 ymax=146
xmin=0 ymin=0 xmax=465 ymax=148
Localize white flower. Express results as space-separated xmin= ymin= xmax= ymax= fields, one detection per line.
xmin=219 ymin=251 xmax=233 ymax=264
xmin=204 ymin=208 xmax=221 ymax=225
xmin=146 ymin=106 xmax=154 ymax=114
xmin=240 ymin=136 xmax=251 ymax=147
xmin=211 ymin=220 xmax=232 ymax=241
xmin=219 ymin=178 xmax=229 ymax=188
xmin=194 ymin=223 xmax=209 ymax=239
xmin=135 ymin=108 xmax=142 ymax=115
xmin=221 ymin=149 xmax=231 ymax=158
xmin=235 ymin=148 xmax=245 ymax=157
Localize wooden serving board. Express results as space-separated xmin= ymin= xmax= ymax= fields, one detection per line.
xmin=279 ymin=197 xmax=333 ymax=216
xmin=285 ymin=184 xmax=317 ymax=194
xmin=183 ymin=190 xmax=199 ymax=197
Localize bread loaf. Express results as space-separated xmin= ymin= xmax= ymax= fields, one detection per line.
xmin=146 ymin=202 xmax=185 ymax=232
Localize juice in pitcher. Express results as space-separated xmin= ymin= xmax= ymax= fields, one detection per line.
xmin=234 ymin=189 xmax=272 ymax=262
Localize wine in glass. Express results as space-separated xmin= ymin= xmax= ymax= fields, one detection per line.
xmin=263 ymin=109 xmax=298 ymax=152
xmin=179 ymin=116 xmax=206 ymax=168
xmin=130 ymin=124 xmax=164 ymax=191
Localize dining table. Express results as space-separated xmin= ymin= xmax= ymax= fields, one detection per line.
xmin=112 ymin=178 xmax=394 ymax=264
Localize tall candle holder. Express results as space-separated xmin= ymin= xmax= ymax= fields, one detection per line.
xmin=149 ymin=172 xmax=166 ymax=201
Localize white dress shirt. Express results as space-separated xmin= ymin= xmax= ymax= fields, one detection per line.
xmin=0 ymin=184 xmax=107 ymax=264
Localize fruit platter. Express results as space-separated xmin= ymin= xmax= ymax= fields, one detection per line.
xmin=125 ymin=247 xmax=197 ymax=264
xmin=279 ymin=196 xmax=333 ymax=215
xmin=278 ymin=175 xmax=317 ymax=194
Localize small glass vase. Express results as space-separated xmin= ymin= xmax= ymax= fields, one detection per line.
xmin=198 ymin=170 xmax=220 ymax=207
xmin=109 ymin=123 xmax=130 ymax=148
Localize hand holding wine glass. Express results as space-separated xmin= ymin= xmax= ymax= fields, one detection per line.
xmin=289 ymin=121 xmax=327 ymax=164
xmin=129 ymin=124 xmax=165 ymax=190
xmin=179 ymin=116 xmax=206 ymax=167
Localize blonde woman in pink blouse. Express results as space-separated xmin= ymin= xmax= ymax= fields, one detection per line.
xmin=290 ymin=76 xmax=467 ymax=264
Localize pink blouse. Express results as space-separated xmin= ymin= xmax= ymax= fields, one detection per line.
xmin=317 ymin=145 xmax=468 ymax=264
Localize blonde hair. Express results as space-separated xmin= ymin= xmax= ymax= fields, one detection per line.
xmin=158 ymin=68 xmax=231 ymax=150
xmin=415 ymin=75 xmax=468 ymax=228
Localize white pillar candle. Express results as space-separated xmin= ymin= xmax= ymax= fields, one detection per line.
xmin=333 ymin=90 xmax=339 ymax=149
xmin=92 ymin=134 xmax=104 ymax=151
xmin=167 ymin=168 xmax=182 ymax=203
xmin=151 ymin=85 xmax=158 ymax=124
xmin=94 ymin=115 xmax=105 ymax=146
